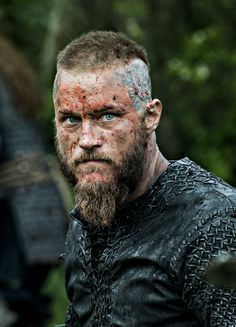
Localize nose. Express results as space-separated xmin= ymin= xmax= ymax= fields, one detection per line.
xmin=79 ymin=120 xmax=102 ymax=150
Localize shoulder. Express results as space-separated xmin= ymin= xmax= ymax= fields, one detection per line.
xmin=146 ymin=159 xmax=236 ymax=325
xmin=148 ymin=158 xmax=236 ymax=271
xmin=154 ymin=158 xmax=236 ymax=221
xmin=161 ymin=158 xmax=236 ymax=200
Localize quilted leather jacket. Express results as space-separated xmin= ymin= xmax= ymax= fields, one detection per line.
xmin=64 ymin=158 xmax=236 ymax=326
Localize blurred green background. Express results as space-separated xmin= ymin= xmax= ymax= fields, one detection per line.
xmin=1 ymin=0 xmax=236 ymax=325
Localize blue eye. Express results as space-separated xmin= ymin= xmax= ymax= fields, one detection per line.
xmin=65 ymin=117 xmax=79 ymax=124
xmin=101 ymin=114 xmax=115 ymax=121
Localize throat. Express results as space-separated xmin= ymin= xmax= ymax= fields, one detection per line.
xmin=125 ymin=150 xmax=169 ymax=204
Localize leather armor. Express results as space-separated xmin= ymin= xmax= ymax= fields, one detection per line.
xmin=64 ymin=158 xmax=236 ymax=326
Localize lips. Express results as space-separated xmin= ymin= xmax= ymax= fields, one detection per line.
xmin=73 ymin=156 xmax=113 ymax=168
xmin=79 ymin=159 xmax=109 ymax=165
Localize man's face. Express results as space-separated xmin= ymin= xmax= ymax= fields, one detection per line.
xmin=54 ymin=60 xmax=149 ymax=226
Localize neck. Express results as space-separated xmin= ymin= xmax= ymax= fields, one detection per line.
xmin=126 ymin=138 xmax=169 ymax=203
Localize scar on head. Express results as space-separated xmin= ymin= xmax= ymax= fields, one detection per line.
xmin=123 ymin=59 xmax=152 ymax=111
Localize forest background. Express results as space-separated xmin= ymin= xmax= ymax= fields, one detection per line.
xmin=1 ymin=0 xmax=236 ymax=325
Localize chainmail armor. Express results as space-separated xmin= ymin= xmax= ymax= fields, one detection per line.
xmin=181 ymin=208 xmax=236 ymax=326
xmin=65 ymin=158 xmax=236 ymax=326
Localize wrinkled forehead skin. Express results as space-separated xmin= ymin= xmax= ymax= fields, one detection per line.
xmin=54 ymin=58 xmax=152 ymax=113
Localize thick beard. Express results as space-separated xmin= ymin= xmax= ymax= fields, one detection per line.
xmin=74 ymin=178 xmax=128 ymax=227
xmin=55 ymin=122 xmax=148 ymax=227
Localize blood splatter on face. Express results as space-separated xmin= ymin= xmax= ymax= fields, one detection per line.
xmin=54 ymin=60 xmax=151 ymax=225
xmin=54 ymin=60 xmax=150 ymax=183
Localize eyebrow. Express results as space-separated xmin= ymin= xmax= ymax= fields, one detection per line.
xmin=58 ymin=105 xmax=117 ymax=116
xmin=90 ymin=105 xmax=114 ymax=113
xmin=86 ymin=105 xmax=118 ymax=117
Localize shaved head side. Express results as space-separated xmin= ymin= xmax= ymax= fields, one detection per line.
xmin=122 ymin=59 xmax=152 ymax=112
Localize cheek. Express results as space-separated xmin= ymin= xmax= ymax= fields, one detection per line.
xmin=112 ymin=121 xmax=137 ymax=143
xmin=108 ymin=127 xmax=136 ymax=152
xmin=57 ymin=129 xmax=77 ymax=155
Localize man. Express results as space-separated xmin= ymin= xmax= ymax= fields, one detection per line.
xmin=54 ymin=31 xmax=236 ymax=326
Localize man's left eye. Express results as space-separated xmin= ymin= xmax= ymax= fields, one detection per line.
xmin=64 ymin=116 xmax=79 ymax=124
xmin=101 ymin=114 xmax=116 ymax=121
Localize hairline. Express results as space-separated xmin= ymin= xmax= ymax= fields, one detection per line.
xmin=56 ymin=57 xmax=149 ymax=76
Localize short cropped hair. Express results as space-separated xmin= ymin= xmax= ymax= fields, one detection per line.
xmin=57 ymin=31 xmax=150 ymax=71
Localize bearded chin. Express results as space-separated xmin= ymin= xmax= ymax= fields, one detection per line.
xmin=74 ymin=177 xmax=128 ymax=227
xmin=55 ymin=124 xmax=147 ymax=227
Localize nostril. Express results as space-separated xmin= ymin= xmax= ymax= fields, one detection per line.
xmin=79 ymin=133 xmax=102 ymax=149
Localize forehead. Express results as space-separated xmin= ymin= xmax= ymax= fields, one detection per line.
xmin=55 ymin=59 xmax=148 ymax=110
xmin=59 ymin=67 xmax=125 ymax=92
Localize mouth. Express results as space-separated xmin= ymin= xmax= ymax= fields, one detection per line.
xmin=79 ymin=159 xmax=109 ymax=165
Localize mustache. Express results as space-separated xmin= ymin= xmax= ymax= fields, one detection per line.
xmin=73 ymin=153 xmax=114 ymax=165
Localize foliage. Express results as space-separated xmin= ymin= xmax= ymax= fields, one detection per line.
xmin=43 ymin=266 xmax=68 ymax=326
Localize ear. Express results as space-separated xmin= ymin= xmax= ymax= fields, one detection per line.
xmin=144 ymin=99 xmax=162 ymax=133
